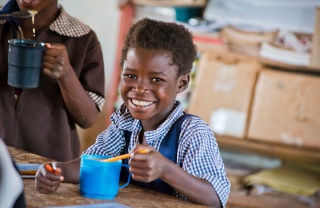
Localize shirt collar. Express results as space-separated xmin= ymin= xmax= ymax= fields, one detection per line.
xmin=49 ymin=5 xmax=90 ymax=37
xmin=116 ymin=101 xmax=184 ymax=137
xmin=0 ymin=5 xmax=90 ymax=38
xmin=144 ymin=101 xmax=184 ymax=139
xmin=116 ymin=104 xmax=141 ymax=133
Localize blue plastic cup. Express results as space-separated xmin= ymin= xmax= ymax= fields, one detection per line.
xmin=79 ymin=155 xmax=131 ymax=200
xmin=7 ymin=39 xmax=45 ymax=88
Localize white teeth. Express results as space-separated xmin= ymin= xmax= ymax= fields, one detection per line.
xmin=132 ymin=99 xmax=153 ymax=107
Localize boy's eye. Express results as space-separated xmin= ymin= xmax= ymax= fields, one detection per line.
xmin=151 ymin=78 xmax=162 ymax=82
xmin=127 ymin=74 xmax=136 ymax=79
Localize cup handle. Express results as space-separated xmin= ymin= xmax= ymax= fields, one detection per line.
xmin=119 ymin=164 xmax=131 ymax=189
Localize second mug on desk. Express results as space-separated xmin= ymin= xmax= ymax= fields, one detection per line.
xmin=7 ymin=39 xmax=45 ymax=89
xmin=79 ymin=155 xmax=131 ymax=200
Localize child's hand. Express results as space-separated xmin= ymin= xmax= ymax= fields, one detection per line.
xmin=129 ymin=144 xmax=171 ymax=183
xmin=35 ymin=162 xmax=64 ymax=193
xmin=43 ymin=43 xmax=72 ymax=80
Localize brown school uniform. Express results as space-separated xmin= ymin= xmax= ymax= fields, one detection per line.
xmin=0 ymin=6 xmax=105 ymax=162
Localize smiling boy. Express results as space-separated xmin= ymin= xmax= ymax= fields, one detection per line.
xmin=35 ymin=18 xmax=230 ymax=207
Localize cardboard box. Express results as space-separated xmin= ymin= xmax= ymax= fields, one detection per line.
xmin=248 ymin=70 xmax=320 ymax=148
xmin=188 ymin=51 xmax=261 ymax=138
xmin=220 ymin=26 xmax=277 ymax=57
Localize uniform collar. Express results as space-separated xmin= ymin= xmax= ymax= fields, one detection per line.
xmin=144 ymin=101 xmax=184 ymax=139
xmin=49 ymin=5 xmax=90 ymax=37
xmin=117 ymin=101 xmax=184 ymax=137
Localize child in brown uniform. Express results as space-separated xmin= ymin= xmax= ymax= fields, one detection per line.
xmin=0 ymin=0 xmax=105 ymax=162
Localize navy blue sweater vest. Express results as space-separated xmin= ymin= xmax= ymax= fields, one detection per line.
xmin=120 ymin=113 xmax=192 ymax=195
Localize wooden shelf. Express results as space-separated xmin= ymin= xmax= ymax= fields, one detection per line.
xmin=216 ymin=136 xmax=320 ymax=165
xmin=132 ymin=0 xmax=207 ymax=7
xmin=258 ymin=57 xmax=320 ymax=74
xmin=193 ymin=37 xmax=320 ymax=165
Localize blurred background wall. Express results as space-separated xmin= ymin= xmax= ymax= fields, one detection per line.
xmin=59 ymin=0 xmax=120 ymax=151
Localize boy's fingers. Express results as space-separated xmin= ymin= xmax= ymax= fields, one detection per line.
xmin=45 ymin=42 xmax=64 ymax=50
xmin=46 ymin=163 xmax=61 ymax=175
xmin=51 ymin=162 xmax=61 ymax=173
xmin=38 ymin=164 xmax=46 ymax=176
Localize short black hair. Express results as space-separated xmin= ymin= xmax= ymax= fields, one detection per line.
xmin=120 ymin=18 xmax=197 ymax=77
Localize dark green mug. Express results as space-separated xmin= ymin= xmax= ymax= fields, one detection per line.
xmin=7 ymin=39 xmax=45 ymax=88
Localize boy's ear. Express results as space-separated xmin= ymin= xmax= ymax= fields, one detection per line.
xmin=177 ymin=73 xmax=190 ymax=93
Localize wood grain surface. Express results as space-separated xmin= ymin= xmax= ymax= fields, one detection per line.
xmin=8 ymin=146 xmax=209 ymax=208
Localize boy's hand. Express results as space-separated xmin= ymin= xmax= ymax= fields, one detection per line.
xmin=35 ymin=162 xmax=64 ymax=193
xmin=129 ymin=144 xmax=171 ymax=183
xmin=42 ymin=43 xmax=72 ymax=80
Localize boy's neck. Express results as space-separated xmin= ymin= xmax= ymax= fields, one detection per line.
xmin=139 ymin=102 xmax=176 ymax=132
xmin=138 ymin=131 xmax=146 ymax=144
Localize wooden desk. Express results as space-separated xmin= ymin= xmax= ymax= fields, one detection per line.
xmin=8 ymin=147 xmax=208 ymax=208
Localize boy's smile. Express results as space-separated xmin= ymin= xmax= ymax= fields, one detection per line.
xmin=121 ymin=48 xmax=189 ymax=131
xmin=131 ymin=99 xmax=154 ymax=108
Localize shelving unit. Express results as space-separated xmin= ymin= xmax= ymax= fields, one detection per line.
xmin=216 ymin=136 xmax=320 ymax=165
xmin=193 ymin=32 xmax=320 ymax=165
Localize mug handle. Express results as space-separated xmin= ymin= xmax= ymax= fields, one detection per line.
xmin=119 ymin=164 xmax=131 ymax=189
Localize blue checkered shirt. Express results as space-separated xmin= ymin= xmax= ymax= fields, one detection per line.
xmin=83 ymin=101 xmax=230 ymax=207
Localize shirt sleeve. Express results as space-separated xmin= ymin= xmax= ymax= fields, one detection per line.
xmin=80 ymin=30 xmax=105 ymax=112
xmin=177 ymin=116 xmax=231 ymax=207
xmin=88 ymin=91 xmax=105 ymax=112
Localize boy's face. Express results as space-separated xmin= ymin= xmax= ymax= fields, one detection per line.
xmin=16 ymin=0 xmax=57 ymax=12
xmin=121 ymin=48 xmax=189 ymax=131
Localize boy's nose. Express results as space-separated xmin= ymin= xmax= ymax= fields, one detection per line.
xmin=132 ymin=79 xmax=150 ymax=93
xmin=132 ymin=85 xmax=149 ymax=93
